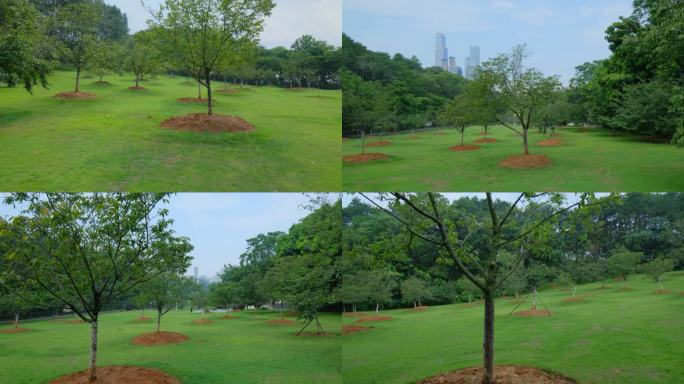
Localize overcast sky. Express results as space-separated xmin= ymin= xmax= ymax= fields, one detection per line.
xmin=0 ymin=193 xmax=318 ymax=279
xmin=106 ymin=0 xmax=341 ymax=47
xmin=343 ymin=0 xmax=633 ymax=84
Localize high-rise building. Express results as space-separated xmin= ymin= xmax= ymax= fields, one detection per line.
xmin=465 ymin=57 xmax=471 ymax=79
xmin=435 ymin=33 xmax=448 ymax=70
xmin=465 ymin=45 xmax=480 ymax=80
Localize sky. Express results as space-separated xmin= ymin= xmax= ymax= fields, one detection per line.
xmin=106 ymin=0 xmax=341 ymax=47
xmin=0 ymin=193 xmax=318 ymax=279
xmin=343 ymin=0 xmax=634 ymax=84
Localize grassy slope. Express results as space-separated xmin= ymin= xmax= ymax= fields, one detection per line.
xmin=342 ymin=127 xmax=684 ymax=191
xmin=0 ymin=72 xmax=341 ymax=191
xmin=0 ymin=310 xmax=341 ymax=384
xmin=342 ymin=272 xmax=684 ymax=384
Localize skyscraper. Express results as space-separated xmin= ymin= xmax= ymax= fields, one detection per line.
xmin=465 ymin=57 xmax=471 ymax=79
xmin=435 ymin=33 xmax=448 ymax=70
xmin=465 ymin=45 xmax=480 ymax=80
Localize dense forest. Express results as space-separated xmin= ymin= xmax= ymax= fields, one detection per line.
xmin=340 ymin=193 xmax=684 ymax=310
xmin=343 ymin=0 xmax=684 ymax=143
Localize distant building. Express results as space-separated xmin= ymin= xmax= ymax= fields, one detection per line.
xmin=465 ymin=56 xmax=471 ymax=79
xmin=435 ymin=33 xmax=448 ymax=70
xmin=465 ymin=45 xmax=480 ymax=80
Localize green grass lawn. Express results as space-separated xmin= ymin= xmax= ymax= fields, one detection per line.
xmin=0 ymin=309 xmax=341 ymax=384
xmin=342 ymin=127 xmax=684 ymax=191
xmin=0 ymin=71 xmax=341 ymax=191
xmin=342 ymin=272 xmax=684 ymax=384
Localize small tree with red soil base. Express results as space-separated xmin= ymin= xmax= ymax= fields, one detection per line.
xmin=640 ymin=257 xmax=674 ymax=292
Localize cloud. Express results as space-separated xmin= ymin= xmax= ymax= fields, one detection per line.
xmin=263 ymin=0 xmax=341 ymax=47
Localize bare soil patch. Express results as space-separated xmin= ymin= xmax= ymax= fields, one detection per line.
xmin=654 ymin=290 xmax=673 ymax=294
xmin=284 ymin=310 xmax=298 ymax=317
xmin=410 ymin=306 xmax=429 ymax=312
xmin=129 ymin=86 xmax=147 ymax=91
xmin=500 ymin=154 xmax=552 ymax=169
xmin=343 ymin=153 xmax=389 ymax=163
xmin=66 ymin=319 xmax=85 ymax=324
xmin=54 ymin=92 xmax=96 ymax=100
xmin=561 ymin=297 xmax=586 ymax=302
xmin=296 ymin=331 xmax=335 ymax=337
xmin=132 ymin=317 xmax=152 ymax=322
xmin=513 ymin=309 xmax=552 ymax=317
xmin=131 ymin=332 xmax=188 ymax=346
xmin=355 ymin=315 xmax=393 ymax=323
xmin=268 ymin=319 xmax=297 ymax=325
xmin=537 ymin=139 xmax=564 ymax=147
xmin=366 ymin=141 xmax=391 ymax=147
xmin=161 ymin=113 xmax=254 ymax=133
xmin=474 ymin=138 xmax=498 ymax=144
xmin=177 ymin=97 xmax=208 ymax=103
xmin=408 ymin=135 xmax=420 ymax=140
xmin=342 ymin=312 xmax=368 ymax=318
xmin=449 ymin=145 xmax=481 ymax=152
xmin=49 ymin=365 xmax=180 ymax=384
xmin=417 ymin=365 xmax=576 ymax=384
xmin=218 ymin=315 xmax=238 ymax=320
xmin=0 ymin=327 xmax=32 ymax=334
xmin=192 ymin=319 xmax=214 ymax=325
xmin=342 ymin=325 xmax=374 ymax=335
xmin=679 ymin=291 xmax=684 ymax=296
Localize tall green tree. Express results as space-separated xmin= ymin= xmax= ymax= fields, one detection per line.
xmin=640 ymin=257 xmax=674 ymax=292
xmin=139 ymin=272 xmax=194 ymax=333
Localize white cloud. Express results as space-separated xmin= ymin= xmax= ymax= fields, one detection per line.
xmin=263 ymin=0 xmax=341 ymax=47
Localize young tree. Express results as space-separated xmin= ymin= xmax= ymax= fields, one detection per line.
xmin=555 ymin=271 xmax=577 ymax=297
xmin=439 ymin=94 xmax=475 ymax=147
xmin=336 ymin=273 xmax=366 ymax=312
xmin=89 ymin=40 xmax=123 ymax=84
xmin=132 ymin=290 xmax=151 ymax=320
xmin=400 ymin=277 xmax=429 ymax=308
xmin=363 ymin=192 xmax=604 ymax=384
xmin=640 ymin=257 xmax=674 ymax=292
xmin=125 ymin=30 xmax=163 ymax=89
xmin=147 ymin=0 xmax=275 ymax=115
xmin=608 ymin=247 xmax=641 ymax=287
xmin=456 ymin=276 xmax=481 ymax=303
xmin=142 ymin=272 xmax=194 ymax=333
xmin=479 ymin=45 xmax=561 ymax=155
xmin=363 ymin=269 xmax=396 ymax=313
xmin=53 ymin=2 xmax=99 ymax=93
xmin=0 ymin=193 xmax=193 ymax=383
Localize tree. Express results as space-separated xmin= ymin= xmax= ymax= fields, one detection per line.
xmin=89 ymin=40 xmax=123 ymax=83
xmin=0 ymin=193 xmax=193 ymax=383
xmin=125 ymin=29 xmax=163 ymax=89
xmin=147 ymin=0 xmax=275 ymax=115
xmin=365 ymin=192 xmax=604 ymax=384
xmin=400 ymin=277 xmax=429 ymax=308
xmin=336 ymin=273 xmax=367 ymax=312
xmin=456 ymin=276 xmax=481 ymax=303
xmin=479 ymin=45 xmax=561 ymax=155
xmin=439 ymin=94 xmax=475 ymax=147
xmin=52 ymin=1 xmax=99 ymax=93
xmin=608 ymin=247 xmax=641 ymax=287
xmin=640 ymin=257 xmax=674 ymax=292
xmin=0 ymin=0 xmax=52 ymax=93
xmin=141 ymin=272 xmax=194 ymax=332
xmin=363 ymin=269 xmax=395 ymax=313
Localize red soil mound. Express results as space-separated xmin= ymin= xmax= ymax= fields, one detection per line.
xmin=513 ymin=309 xmax=552 ymax=317
xmin=474 ymin=138 xmax=497 ymax=144
xmin=219 ymin=315 xmax=238 ymax=320
xmin=342 ymin=325 xmax=374 ymax=335
xmin=161 ymin=113 xmax=254 ymax=133
xmin=654 ymin=290 xmax=673 ymax=294
xmin=343 ymin=153 xmax=389 ymax=163
xmin=417 ymin=365 xmax=576 ymax=384
xmin=131 ymin=332 xmax=188 ymax=346
xmin=0 ymin=327 xmax=32 ymax=334
xmin=342 ymin=312 xmax=368 ymax=318
xmin=500 ymin=154 xmax=552 ymax=169
xmin=410 ymin=306 xmax=429 ymax=312
xmin=284 ymin=310 xmax=298 ymax=317
xmin=408 ymin=135 xmax=420 ymax=140
xmin=132 ymin=317 xmax=152 ymax=322
xmin=49 ymin=365 xmax=180 ymax=384
xmin=177 ymin=97 xmax=208 ymax=103
xmin=268 ymin=319 xmax=297 ymax=325
xmin=680 ymin=291 xmax=684 ymax=296
xmin=54 ymin=92 xmax=96 ymax=100
xmin=192 ymin=319 xmax=214 ymax=325
xmin=537 ymin=139 xmax=564 ymax=147
xmin=366 ymin=141 xmax=391 ymax=147
xmin=129 ymin=86 xmax=147 ymax=91
xmin=66 ymin=319 xmax=85 ymax=324
xmin=296 ymin=331 xmax=335 ymax=337
xmin=355 ymin=315 xmax=393 ymax=323
xmin=561 ymin=297 xmax=586 ymax=302
xmin=449 ymin=145 xmax=481 ymax=152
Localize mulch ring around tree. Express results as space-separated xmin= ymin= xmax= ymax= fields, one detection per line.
xmin=49 ymin=365 xmax=181 ymax=384
xmin=296 ymin=331 xmax=336 ymax=337
xmin=366 ymin=141 xmax=391 ymax=147
xmin=474 ymin=138 xmax=497 ymax=144
xmin=499 ymin=154 xmax=552 ymax=169
xmin=192 ymin=319 xmax=214 ymax=325
xmin=537 ymin=139 xmax=564 ymax=147
xmin=54 ymin=92 xmax=96 ymax=100
xmin=342 ymin=325 xmax=374 ymax=335
xmin=0 ymin=327 xmax=32 ymax=334
xmin=513 ymin=309 xmax=552 ymax=317
xmin=449 ymin=145 xmax=481 ymax=152
xmin=128 ymin=86 xmax=147 ymax=91
xmin=355 ymin=315 xmax=393 ymax=323
xmin=343 ymin=153 xmax=390 ymax=163
xmin=161 ymin=113 xmax=254 ymax=133
xmin=177 ymin=97 xmax=208 ymax=103
xmin=218 ymin=315 xmax=239 ymax=320
xmin=417 ymin=365 xmax=577 ymax=384
xmin=409 ymin=306 xmax=429 ymax=312
xmin=342 ymin=312 xmax=368 ymax=318
xmin=654 ymin=290 xmax=673 ymax=294
xmin=132 ymin=331 xmax=188 ymax=346
xmin=267 ymin=319 xmax=297 ymax=325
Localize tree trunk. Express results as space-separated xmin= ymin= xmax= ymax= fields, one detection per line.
xmin=531 ymin=289 xmax=537 ymax=310
xmin=375 ymin=302 xmax=379 ymax=314
xmin=280 ymin=302 xmax=284 ymax=320
xmin=206 ymin=72 xmax=213 ymax=116
xmin=361 ymin=131 xmax=366 ymax=154
xmin=572 ymin=286 xmax=577 ymax=297
xmin=14 ymin=313 xmax=19 ymax=328
xmin=461 ymin=129 xmax=465 ymax=146
xmin=156 ymin=310 xmax=161 ymax=333
xmin=198 ymin=81 xmax=202 ymax=99
xmin=414 ymin=301 xmax=417 ymax=308
xmin=88 ymin=320 xmax=99 ymax=382
xmin=482 ymin=289 xmax=495 ymax=384
xmin=659 ymin=279 xmax=663 ymax=291
xmin=75 ymin=66 xmax=81 ymax=93
xmin=99 ymin=74 xmax=103 ymax=82
xmin=523 ymin=129 xmax=530 ymax=155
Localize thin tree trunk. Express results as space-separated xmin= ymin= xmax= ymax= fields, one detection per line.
xmin=523 ymin=129 xmax=530 ymax=155
xmin=659 ymin=279 xmax=663 ymax=291
xmin=99 ymin=74 xmax=103 ymax=82
xmin=361 ymin=131 xmax=366 ymax=154
xmin=414 ymin=301 xmax=417 ymax=308
xmin=88 ymin=320 xmax=98 ymax=382
xmin=572 ymin=286 xmax=577 ymax=297
xmin=206 ymin=73 xmax=213 ymax=116
xmin=375 ymin=302 xmax=379 ymax=314
xmin=156 ymin=310 xmax=161 ymax=333
xmin=14 ymin=313 xmax=19 ymax=328
xmin=461 ymin=129 xmax=465 ymax=146
xmin=296 ymin=319 xmax=312 ymax=336
xmin=280 ymin=302 xmax=284 ymax=320
xmin=75 ymin=66 xmax=81 ymax=93
xmin=482 ymin=289 xmax=495 ymax=384
xmin=136 ymin=76 xmax=140 ymax=88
